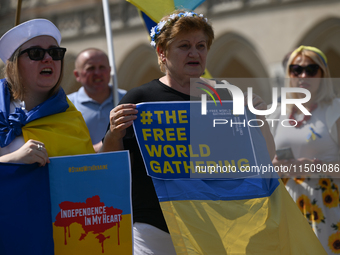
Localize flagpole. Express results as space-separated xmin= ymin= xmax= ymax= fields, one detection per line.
xmin=15 ymin=0 xmax=22 ymax=25
xmin=102 ymin=0 xmax=119 ymax=107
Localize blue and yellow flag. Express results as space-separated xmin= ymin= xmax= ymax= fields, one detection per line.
xmin=0 ymin=79 xmax=104 ymax=254
xmin=133 ymin=101 xmax=326 ymax=254
xmin=155 ymin=180 xmax=326 ymax=254
xmin=22 ymin=98 xmax=95 ymax=156
xmin=0 ymin=78 xmax=94 ymax=156
xmin=127 ymin=0 xmax=205 ymax=24
xmin=0 ymin=163 xmax=53 ymax=254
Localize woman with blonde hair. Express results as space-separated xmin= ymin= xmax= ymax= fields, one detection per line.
xmin=0 ymin=19 xmax=94 ymax=163
xmin=0 ymin=18 xmax=94 ymax=253
xmin=270 ymin=45 xmax=340 ymax=254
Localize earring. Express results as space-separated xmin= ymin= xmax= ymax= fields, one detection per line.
xmin=160 ymin=54 xmax=166 ymax=63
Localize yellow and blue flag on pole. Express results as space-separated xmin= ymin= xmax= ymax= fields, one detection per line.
xmin=127 ymin=0 xmax=211 ymax=79
xmin=133 ymin=101 xmax=326 ymax=254
xmin=128 ymin=0 xmax=205 ymax=43
xmin=127 ymin=0 xmax=205 ymax=24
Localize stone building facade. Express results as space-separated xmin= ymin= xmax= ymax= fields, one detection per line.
xmin=1 ymin=0 xmax=340 ymax=103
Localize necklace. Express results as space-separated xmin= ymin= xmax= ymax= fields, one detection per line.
xmin=289 ymin=103 xmax=318 ymax=128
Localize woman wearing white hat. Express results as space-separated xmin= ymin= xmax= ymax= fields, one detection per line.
xmin=0 ymin=19 xmax=94 ymax=164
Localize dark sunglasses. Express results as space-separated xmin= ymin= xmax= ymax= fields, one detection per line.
xmin=289 ymin=64 xmax=320 ymax=77
xmin=19 ymin=47 xmax=67 ymax=61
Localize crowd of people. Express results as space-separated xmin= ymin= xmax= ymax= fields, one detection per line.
xmin=0 ymin=8 xmax=339 ymax=255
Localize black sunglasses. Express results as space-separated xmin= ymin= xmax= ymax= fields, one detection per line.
xmin=289 ymin=64 xmax=320 ymax=77
xmin=19 ymin=47 xmax=67 ymax=61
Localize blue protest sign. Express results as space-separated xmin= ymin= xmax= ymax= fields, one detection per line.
xmin=133 ymin=101 xmax=271 ymax=180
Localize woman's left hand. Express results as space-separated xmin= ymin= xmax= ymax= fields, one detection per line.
xmin=0 ymin=139 xmax=50 ymax=167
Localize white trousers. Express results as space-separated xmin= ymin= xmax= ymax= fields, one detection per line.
xmin=133 ymin=223 xmax=177 ymax=255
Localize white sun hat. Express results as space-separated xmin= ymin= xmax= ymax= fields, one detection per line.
xmin=0 ymin=19 xmax=61 ymax=63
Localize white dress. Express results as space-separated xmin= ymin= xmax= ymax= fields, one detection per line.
xmin=269 ymin=101 xmax=340 ymax=254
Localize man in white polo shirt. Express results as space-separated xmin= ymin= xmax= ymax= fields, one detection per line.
xmin=68 ymin=48 xmax=126 ymax=152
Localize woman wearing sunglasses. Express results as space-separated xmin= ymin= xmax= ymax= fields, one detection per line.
xmin=269 ymin=45 xmax=340 ymax=254
xmin=0 ymin=19 xmax=94 ymax=166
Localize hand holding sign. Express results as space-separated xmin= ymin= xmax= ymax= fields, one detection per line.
xmin=101 ymin=104 xmax=138 ymax=152
xmin=109 ymin=104 xmax=138 ymax=137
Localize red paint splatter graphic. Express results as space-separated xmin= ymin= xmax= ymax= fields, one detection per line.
xmin=54 ymin=195 xmax=122 ymax=253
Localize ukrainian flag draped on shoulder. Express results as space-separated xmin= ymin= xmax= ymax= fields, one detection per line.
xmin=0 ymin=79 xmax=101 ymax=255
xmin=22 ymin=100 xmax=95 ymax=156
xmin=133 ymin=101 xmax=326 ymax=254
xmin=0 ymin=78 xmax=94 ymax=156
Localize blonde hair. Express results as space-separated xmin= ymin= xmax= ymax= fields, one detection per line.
xmin=155 ymin=10 xmax=214 ymax=73
xmin=285 ymin=46 xmax=334 ymax=106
